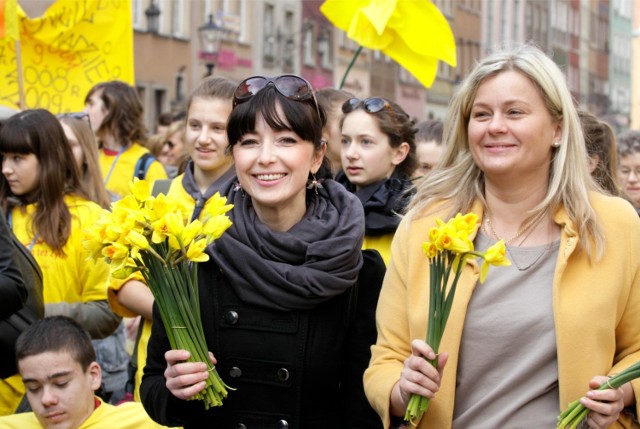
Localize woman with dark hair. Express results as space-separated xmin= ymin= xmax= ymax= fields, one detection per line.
xmin=84 ymin=81 xmax=167 ymax=199
xmin=0 ymin=109 xmax=120 ymax=414
xmin=141 ymin=75 xmax=382 ymax=428
xmin=337 ymin=96 xmax=417 ymax=265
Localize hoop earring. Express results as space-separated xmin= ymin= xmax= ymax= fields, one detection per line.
xmin=306 ymin=174 xmax=323 ymax=195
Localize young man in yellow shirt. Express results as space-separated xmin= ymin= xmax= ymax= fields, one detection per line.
xmin=0 ymin=316 xmax=165 ymax=429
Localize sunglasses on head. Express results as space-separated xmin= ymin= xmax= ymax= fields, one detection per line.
xmin=342 ymin=97 xmax=393 ymax=115
xmin=233 ymin=75 xmax=321 ymax=119
xmin=57 ymin=112 xmax=92 ymax=127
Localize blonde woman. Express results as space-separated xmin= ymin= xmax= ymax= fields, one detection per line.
xmin=364 ymin=45 xmax=640 ymax=429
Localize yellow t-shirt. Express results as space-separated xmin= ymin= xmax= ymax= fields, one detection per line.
xmin=362 ymin=233 xmax=393 ymax=266
xmin=9 ymin=195 xmax=110 ymax=305
xmin=0 ymin=397 xmax=169 ymax=428
xmin=99 ymin=143 xmax=167 ymax=200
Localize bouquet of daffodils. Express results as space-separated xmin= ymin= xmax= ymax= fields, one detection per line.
xmin=557 ymin=360 xmax=640 ymax=428
xmin=84 ymin=179 xmax=234 ymax=409
xmin=405 ymin=212 xmax=511 ymax=425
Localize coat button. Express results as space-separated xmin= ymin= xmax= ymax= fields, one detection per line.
xmin=236 ymin=424 xmax=247 ymax=429
xmin=224 ymin=310 xmax=239 ymax=324
xmin=229 ymin=366 xmax=242 ymax=378
xmin=276 ymin=368 xmax=289 ymax=381
xmin=276 ymin=420 xmax=289 ymax=429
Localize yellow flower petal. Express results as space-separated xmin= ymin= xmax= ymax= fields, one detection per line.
xmin=126 ymin=230 xmax=150 ymax=250
xmin=130 ymin=178 xmax=152 ymax=202
xmin=186 ymin=238 xmax=209 ymax=263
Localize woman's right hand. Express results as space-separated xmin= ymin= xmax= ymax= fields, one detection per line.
xmin=390 ymin=339 xmax=448 ymax=417
xmin=164 ymin=349 xmax=216 ymax=400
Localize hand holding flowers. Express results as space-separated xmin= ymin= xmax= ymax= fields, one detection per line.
xmin=558 ymin=361 xmax=640 ymax=428
xmin=404 ymin=212 xmax=510 ymax=425
xmin=84 ymin=179 xmax=234 ymax=409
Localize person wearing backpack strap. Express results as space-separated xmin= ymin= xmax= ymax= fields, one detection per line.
xmin=84 ymin=81 xmax=167 ymax=200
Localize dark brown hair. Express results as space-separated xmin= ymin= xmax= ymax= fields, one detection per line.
xmin=0 ymin=109 xmax=89 ymax=254
xmin=16 ymin=316 xmax=96 ymax=372
xmin=85 ymin=80 xmax=147 ymax=148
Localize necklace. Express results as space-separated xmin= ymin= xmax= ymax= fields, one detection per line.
xmin=483 ymin=208 xmax=547 ymax=246
xmin=483 ymin=208 xmax=551 ymax=271
xmin=505 ymin=241 xmax=553 ymax=271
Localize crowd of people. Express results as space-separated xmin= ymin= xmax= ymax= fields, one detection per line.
xmin=0 ymin=43 xmax=638 ymax=429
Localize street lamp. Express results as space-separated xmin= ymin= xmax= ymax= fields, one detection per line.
xmin=198 ymin=14 xmax=226 ymax=77
xmin=145 ymin=1 xmax=161 ymax=34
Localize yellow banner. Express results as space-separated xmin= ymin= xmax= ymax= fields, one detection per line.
xmin=0 ymin=0 xmax=134 ymax=113
xmin=0 ymin=0 xmax=19 ymax=41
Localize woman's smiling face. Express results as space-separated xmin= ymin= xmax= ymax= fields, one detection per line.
xmin=232 ymin=104 xmax=324 ymax=231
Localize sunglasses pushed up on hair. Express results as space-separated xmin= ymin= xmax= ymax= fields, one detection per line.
xmin=233 ymin=75 xmax=321 ymax=119
xmin=341 ymin=97 xmax=393 ymax=115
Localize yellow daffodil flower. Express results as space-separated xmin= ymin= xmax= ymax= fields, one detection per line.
xmin=126 ymin=230 xmax=150 ymax=251
xmin=407 ymin=212 xmax=510 ymax=423
xmin=185 ymin=238 xmax=209 ymax=263
xmin=130 ymin=178 xmax=152 ymax=202
xmin=83 ymin=179 xmax=234 ymax=409
xmin=480 ymin=240 xmax=510 ymax=282
xmin=202 ymin=193 xmax=234 ymax=217
xmin=203 ymin=216 xmax=233 ymax=244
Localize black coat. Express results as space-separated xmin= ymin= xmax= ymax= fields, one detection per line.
xmin=141 ymin=250 xmax=385 ymax=429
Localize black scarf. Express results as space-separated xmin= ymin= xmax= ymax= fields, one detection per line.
xmin=181 ymin=161 xmax=236 ymax=221
xmin=208 ymin=178 xmax=364 ymax=311
xmin=336 ymin=169 xmax=414 ymax=236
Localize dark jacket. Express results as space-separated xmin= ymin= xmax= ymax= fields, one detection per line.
xmin=141 ymin=250 xmax=385 ymax=429
xmin=0 ymin=209 xmax=44 ymax=378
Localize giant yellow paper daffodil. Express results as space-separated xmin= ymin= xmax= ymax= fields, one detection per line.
xmin=320 ymin=0 xmax=457 ymax=88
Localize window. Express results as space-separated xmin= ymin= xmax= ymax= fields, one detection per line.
xmin=172 ymin=0 xmax=184 ymax=37
xmin=303 ymin=23 xmax=314 ymax=66
xmin=318 ymin=28 xmax=332 ymax=69
xmin=132 ymin=0 xmax=143 ymax=30
xmin=263 ymin=3 xmax=275 ymax=64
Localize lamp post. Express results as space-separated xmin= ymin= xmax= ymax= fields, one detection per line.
xmin=145 ymin=1 xmax=161 ymax=34
xmin=198 ymin=14 xmax=226 ymax=77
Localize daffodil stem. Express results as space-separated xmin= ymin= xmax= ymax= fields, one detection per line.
xmin=340 ymin=45 xmax=363 ymax=89
xmin=557 ymin=360 xmax=640 ymax=428
xmin=140 ymin=243 xmax=230 ymax=409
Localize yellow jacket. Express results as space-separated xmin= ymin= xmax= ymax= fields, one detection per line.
xmin=364 ymin=193 xmax=640 ymax=428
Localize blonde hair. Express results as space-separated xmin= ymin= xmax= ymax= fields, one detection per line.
xmin=409 ymin=44 xmax=604 ymax=259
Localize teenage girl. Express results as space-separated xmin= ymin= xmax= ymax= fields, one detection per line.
xmin=0 ymin=109 xmax=120 ymax=413
xmin=84 ymin=81 xmax=167 ymax=199
xmin=337 ymin=97 xmax=417 ymax=265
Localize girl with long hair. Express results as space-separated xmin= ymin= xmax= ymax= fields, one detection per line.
xmin=0 ymin=109 xmax=120 ymax=414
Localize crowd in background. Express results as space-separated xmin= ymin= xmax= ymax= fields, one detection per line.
xmin=0 ymin=43 xmax=639 ymax=429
